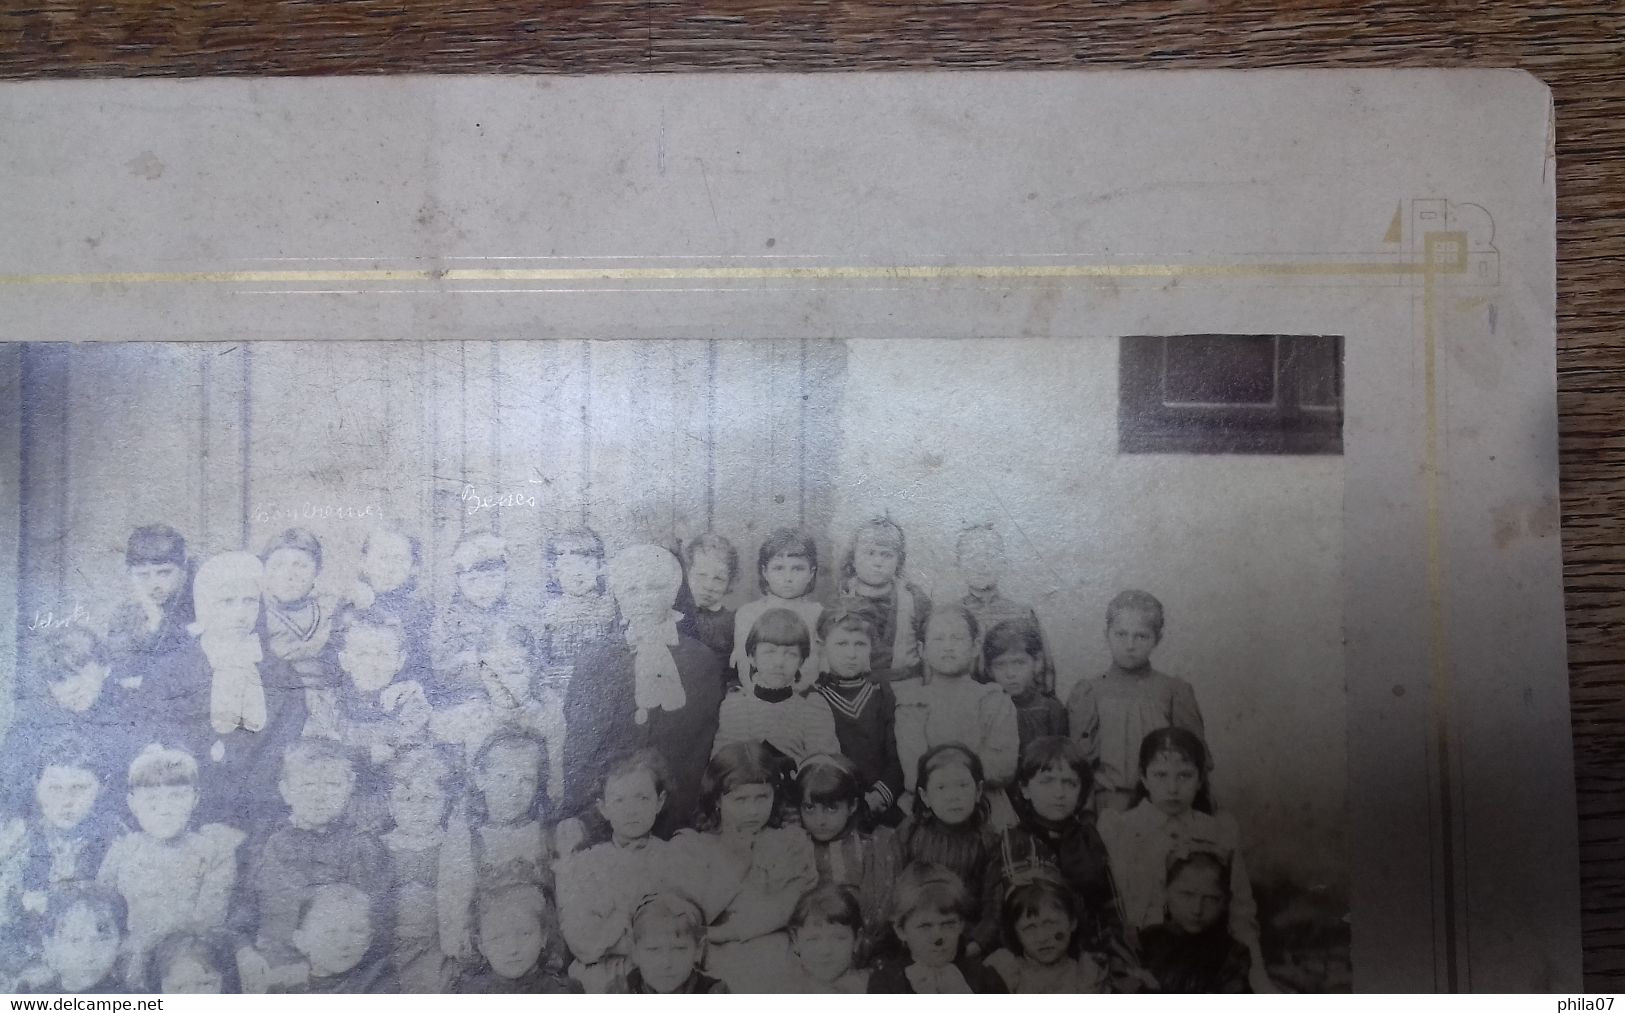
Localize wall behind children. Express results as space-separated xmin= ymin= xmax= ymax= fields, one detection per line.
xmin=4 ymin=336 xmax=1343 ymax=895
xmin=833 ymin=337 xmax=1346 ymax=895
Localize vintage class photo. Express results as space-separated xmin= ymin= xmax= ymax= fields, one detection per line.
xmin=0 ymin=335 xmax=1347 ymax=993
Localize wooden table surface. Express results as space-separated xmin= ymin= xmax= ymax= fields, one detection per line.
xmin=4 ymin=0 xmax=1622 ymax=989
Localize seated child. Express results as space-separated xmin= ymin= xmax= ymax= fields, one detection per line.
xmin=251 ymin=739 xmax=385 ymax=968
xmin=1139 ymin=851 xmax=1253 ymax=994
xmin=982 ymin=867 xmax=1108 ymax=993
xmin=536 ymin=527 xmax=617 ymax=686
xmin=431 ymin=533 xmax=533 ymax=693
xmin=892 ymin=745 xmax=999 ymax=954
xmin=983 ymin=618 xmax=1067 ymax=751
xmin=794 ymin=754 xmax=895 ymax=941
xmin=866 ymin=863 xmax=1005 ymax=994
xmin=380 ymin=747 xmax=458 ymax=993
xmin=609 ymin=893 xmax=728 ymax=994
xmin=435 ymin=731 xmax=555 ymax=951
xmin=2 ymin=741 xmax=114 ymax=926
xmin=893 ymin=605 xmax=1020 ymax=792
xmin=432 ymin=626 xmax=561 ymax=795
xmin=730 ymin=528 xmax=824 ymax=689
xmin=259 ymin=528 xmax=340 ymax=686
xmin=11 ymin=628 xmax=136 ymax=765
xmin=555 ymin=750 xmax=673 ymax=992
xmin=713 ymin=609 xmax=841 ymax=765
xmin=105 ymin=524 xmax=194 ymax=677
xmin=346 ymin=527 xmax=432 ymax=675
xmin=786 ymin=885 xmax=870 ymax=994
xmin=814 ymin=601 xmax=905 ymax=824
xmin=96 ymin=744 xmax=242 ymax=984
xmin=997 ymin=737 xmax=1139 ymax=989
xmin=14 ymin=886 xmax=125 ymax=993
xmin=332 ymin=609 xmax=433 ymax=769
xmin=1067 ymin=590 xmax=1206 ymax=812
xmin=675 ymin=532 xmax=739 ymax=671
xmin=146 ymin=930 xmax=241 ymax=993
xmin=454 ymin=883 xmax=575 ymax=993
xmin=1097 ymin=728 xmax=1268 ymax=990
xmin=955 ymin=525 xmax=1054 ymax=688
xmin=837 ymin=517 xmax=931 ymax=676
xmin=278 ymin=883 xmax=387 ymax=992
xmin=0 ymin=631 xmax=132 ymax=821
xmin=665 ymin=741 xmax=816 ymax=993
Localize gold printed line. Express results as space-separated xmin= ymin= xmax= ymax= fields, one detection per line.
xmin=0 ymin=261 xmax=1438 ymax=287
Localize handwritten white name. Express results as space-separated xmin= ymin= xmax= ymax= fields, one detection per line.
xmin=253 ymin=501 xmax=384 ymax=524
xmin=462 ymin=484 xmax=538 ymax=515
xmin=27 ymin=600 xmax=90 ymax=631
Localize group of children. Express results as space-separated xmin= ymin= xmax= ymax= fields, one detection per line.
xmin=0 ymin=516 xmax=1269 ymax=993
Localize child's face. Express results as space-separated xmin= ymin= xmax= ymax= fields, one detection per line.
xmin=361 ymin=532 xmax=414 ymax=593
xmin=43 ymin=904 xmax=118 ymax=990
xmin=263 ymin=548 xmax=319 ymax=605
xmin=718 ymin=782 xmax=775 ymax=835
xmin=294 ymin=894 xmax=373 ymax=977
xmin=479 ymin=645 xmax=532 ymax=707
xmin=474 ymin=744 xmax=541 ymax=824
xmin=922 ymin=614 xmax=976 ymax=678
xmin=556 ymin=550 xmax=602 ymax=598
xmin=792 ymin=920 xmax=856 ymax=983
xmin=477 ymin=900 xmax=546 ymax=979
xmin=35 ymin=764 xmax=100 ymax=831
xmin=47 ymin=663 xmax=109 ymax=714
xmin=1021 ymin=763 xmax=1084 ymax=823
xmin=1014 ymin=898 xmax=1076 ymax=966
xmin=599 ymin=769 xmax=665 ymax=843
xmin=685 ymin=550 xmax=732 ymax=610
xmin=632 ymin=923 xmax=699 ymax=993
xmin=957 ymin=534 xmax=1005 ymax=591
xmin=823 ymin=626 xmax=872 ymax=680
xmin=1143 ymin=750 xmax=1200 ymax=816
xmin=851 ymin=535 xmax=901 ymax=588
xmin=895 ymin=907 xmax=962 ymax=969
xmin=340 ymin=626 xmax=405 ymax=694
xmin=280 ymin=757 xmax=356 ymax=828
xmin=921 ymin=762 xmax=979 ymax=826
xmin=989 ymin=649 xmax=1039 ymax=698
xmin=388 ymin=770 xmax=447 ymax=837
xmin=160 ymin=953 xmax=223 ymax=994
xmin=1166 ymin=863 xmax=1227 ymax=934
xmin=751 ymin=641 xmax=803 ymax=690
xmin=128 ymin=783 xmax=196 ymax=840
xmin=207 ymin=581 xmax=262 ymax=638
xmin=1106 ymin=608 xmax=1159 ymax=671
xmin=129 ymin=562 xmax=186 ymax=607
xmin=458 ymin=565 xmax=508 ymax=610
xmin=609 ymin=567 xmax=678 ymax=624
xmin=762 ymin=552 xmax=815 ymax=600
xmin=799 ymin=798 xmax=855 ymax=843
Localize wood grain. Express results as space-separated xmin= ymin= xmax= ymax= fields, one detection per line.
xmin=3 ymin=0 xmax=1622 ymax=989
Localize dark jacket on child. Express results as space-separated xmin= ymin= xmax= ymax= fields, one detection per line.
xmin=453 ymin=963 xmax=581 ymax=993
xmin=817 ymin=674 xmax=906 ymax=818
xmin=866 ymin=958 xmax=1008 ymax=994
xmin=1140 ymin=923 xmax=1252 ymax=994
xmin=1009 ymin=688 xmax=1068 ymax=750
xmin=992 ymin=813 xmax=1141 ymax=989
xmin=612 ymin=968 xmax=729 ymax=994
xmin=676 ymin=598 xmax=736 ymax=675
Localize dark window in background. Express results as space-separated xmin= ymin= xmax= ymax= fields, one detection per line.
xmin=1119 ymin=334 xmax=1343 ymax=455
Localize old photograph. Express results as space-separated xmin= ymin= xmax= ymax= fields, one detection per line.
xmin=0 ymin=335 xmax=1346 ymax=993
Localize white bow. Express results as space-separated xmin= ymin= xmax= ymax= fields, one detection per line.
xmin=200 ymin=631 xmax=267 ymax=735
xmin=625 ymin=610 xmax=684 ymax=724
